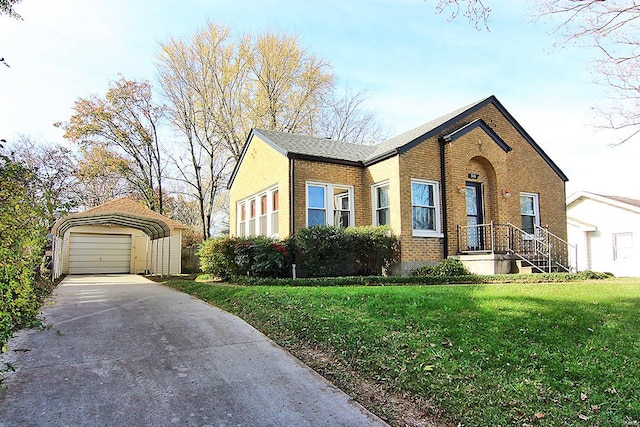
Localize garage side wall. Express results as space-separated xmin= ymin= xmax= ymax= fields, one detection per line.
xmin=149 ymin=230 xmax=182 ymax=276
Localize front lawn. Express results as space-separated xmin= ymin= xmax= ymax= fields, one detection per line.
xmin=164 ymin=278 xmax=640 ymax=426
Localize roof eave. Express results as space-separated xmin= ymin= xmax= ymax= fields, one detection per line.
xmin=288 ymin=152 xmax=364 ymax=167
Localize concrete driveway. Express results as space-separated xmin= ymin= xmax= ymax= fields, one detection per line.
xmin=0 ymin=275 xmax=387 ymax=427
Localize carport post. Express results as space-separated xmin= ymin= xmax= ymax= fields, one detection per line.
xmin=154 ymin=239 xmax=159 ymax=276
xmin=168 ymin=231 xmax=171 ymax=276
xmin=161 ymin=236 xmax=165 ymax=278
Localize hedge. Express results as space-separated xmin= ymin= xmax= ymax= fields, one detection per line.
xmin=198 ymin=226 xmax=400 ymax=279
xmin=225 ymin=271 xmax=613 ymax=287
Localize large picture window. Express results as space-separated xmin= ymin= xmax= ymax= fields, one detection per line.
xmin=520 ymin=193 xmax=540 ymax=235
xmin=411 ymin=179 xmax=441 ymax=237
xmin=236 ymin=186 xmax=279 ymax=237
xmin=306 ymin=182 xmax=353 ymax=228
xmin=372 ymin=182 xmax=390 ymax=226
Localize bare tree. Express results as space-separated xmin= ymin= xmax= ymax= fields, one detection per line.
xmin=313 ymin=88 xmax=387 ymax=144
xmin=157 ymin=23 xmax=240 ymax=238
xmin=3 ymin=136 xmax=78 ymax=226
xmin=428 ymin=1 xmax=640 ymax=145
xmin=58 ymin=77 xmax=168 ymax=213
xmin=0 ymin=0 xmax=22 ymax=20
xmin=158 ymin=22 xmax=384 ymax=239
xmin=429 ymin=0 xmax=492 ymax=30
xmin=536 ymin=1 xmax=640 ymax=144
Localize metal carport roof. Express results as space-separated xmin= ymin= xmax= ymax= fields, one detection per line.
xmin=52 ymin=212 xmax=171 ymax=240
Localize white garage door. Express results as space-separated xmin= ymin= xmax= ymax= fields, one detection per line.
xmin=69 ymin=233 xmax=132 ymax=274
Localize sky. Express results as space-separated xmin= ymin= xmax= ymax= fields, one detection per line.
xmin=1 ymin=0 xmax=638 ymax=198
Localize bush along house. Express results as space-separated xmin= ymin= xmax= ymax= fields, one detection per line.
xmin=227 ymin=95 xmax=573 ymax=275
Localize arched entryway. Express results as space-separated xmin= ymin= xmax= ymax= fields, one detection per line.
xmin=462 ymin=156 xmax=498 ymax=251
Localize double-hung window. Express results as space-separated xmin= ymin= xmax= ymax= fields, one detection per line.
xmin=520 ymin=193 xmax=540 ymax=235
xmin=411 ymin=179 xmax=441 ymax=237
xmin=306 ymin=182 xmax=353 ymax=228
xmin=613 ymin=232 xmax=633 ymax=261
xmin=372 ymin=182 xmax=390 ymax=226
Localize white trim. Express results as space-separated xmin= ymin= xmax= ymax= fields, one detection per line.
xmin=411 ymin=179 xmax=442 ymax=238
xmin=567 ymin=191 xmax=640 ymax=214
xmin=371 ymin=180 xmax=390 ymax=226
xmin=305 ymin=181 xmax=355 ymax=228
xmin=236 ymin=186 xmax=279 ymax=237
xmin=612 ymin=232 xmax=633 ymax=261
xmin=520 ymin=192 xmax=540 ymax=235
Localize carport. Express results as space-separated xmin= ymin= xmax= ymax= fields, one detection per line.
xmin=51 ymin=198 xmax=185 ymax=279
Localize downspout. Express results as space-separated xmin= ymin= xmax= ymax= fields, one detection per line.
xmin=289 ymin=157 xmax=295 ymax=236
xmin=439 ymin=138 xmax=449 ymax=258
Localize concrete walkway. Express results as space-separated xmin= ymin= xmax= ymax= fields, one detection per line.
xmin=0 ymin=275 xmax=387 ymax=427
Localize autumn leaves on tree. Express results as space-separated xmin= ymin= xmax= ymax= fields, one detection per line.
xmin=57 ymin=22 xmax=382 ymax=240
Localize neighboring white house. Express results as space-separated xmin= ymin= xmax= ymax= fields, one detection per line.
xmin=51 ymin=198 xmax=186 ymax=278
xmin=567 ymin=191 xmax=640 ymax=277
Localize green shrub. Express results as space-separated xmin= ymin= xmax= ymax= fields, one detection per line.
xmin=198 ymin=237 xmax=237 ymax=279
xmin=295 ymin=226 xmax=353 ymax=277
xmin=295 ymin=226 xmax=400 ymax=278
xmin=346 ymin=226 xmax=400 ymax=276
xmin=0 ymin=152 xmax=47 ymax=348
xmin=411 ymin=257 xmax=470 ymax=277
xmin=198 ymin=236 xmax=292 ymax=279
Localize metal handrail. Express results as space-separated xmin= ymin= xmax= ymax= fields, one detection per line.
xmin=457 ymin=222 xmax=577 ymax=273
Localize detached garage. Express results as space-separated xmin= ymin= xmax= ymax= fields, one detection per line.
xmin=52 ymin=198 xmax=186 ymax=278
xmin=68 ymin=233 xmax=132 ymax=274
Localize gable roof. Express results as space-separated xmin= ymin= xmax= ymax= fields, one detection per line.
xmin=252 ymin=128 xmax=377 ymax=164
xmin=228 ymin=95 xmax=568 ymax=188
xmin=567 ymin=191 xmax=640 ymax=214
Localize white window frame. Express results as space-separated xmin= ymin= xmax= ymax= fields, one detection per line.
xmin=371 ymin=180 xmax=390 ymax=226
xmin=271 ymin=189 xmax=279 ymax=236
xmin=306 ymin=182 xmax=354 ymax=228
xmin=236 ymin=186 xmax=279 ymax=237
xmin=519 ymin=192 xmax=540 ymax=236
xmin=411 ymin=179 xmax=442 ymax=237
xmin=613 ymin=232 xmax=633 ymax=261
xmin=237 ymin=202 xmax=247 ymax=237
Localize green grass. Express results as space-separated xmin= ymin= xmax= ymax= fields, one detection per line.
xmin=165 ymin=278 xmax=640 ymax=426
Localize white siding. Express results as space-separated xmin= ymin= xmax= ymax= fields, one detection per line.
xmin=149 ymin=230 xmax=182 ymax=275
xmin=567 ymin=197 xmax=640 ymax=277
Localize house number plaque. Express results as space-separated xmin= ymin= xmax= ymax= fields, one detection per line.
xmin=468 ymin=173 xmax=479 ymax=179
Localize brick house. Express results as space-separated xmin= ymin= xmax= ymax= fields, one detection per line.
xmin=228 ymin=95 xmax=571 ymax=275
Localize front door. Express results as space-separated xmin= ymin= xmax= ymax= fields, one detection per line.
xmin=465 ymin=182 xmax=484 ymax=250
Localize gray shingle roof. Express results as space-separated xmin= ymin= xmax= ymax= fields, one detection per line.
xmin=253 ymin=128 xmax=377 ymax=164
xmin=252 ymin=97 xmax=492 ymax=165
xmin=365 ymin=98 xmax=487 ymax=162
xmin=228 ymin=95 xmax=568 ymax=188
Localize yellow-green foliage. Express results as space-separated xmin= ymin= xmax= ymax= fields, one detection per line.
xmin=0 ymin=151 xmax=47 ymax=347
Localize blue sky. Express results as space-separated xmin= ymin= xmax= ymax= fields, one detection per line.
xmin=1 ymin=0 xmax=637 ymax=197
